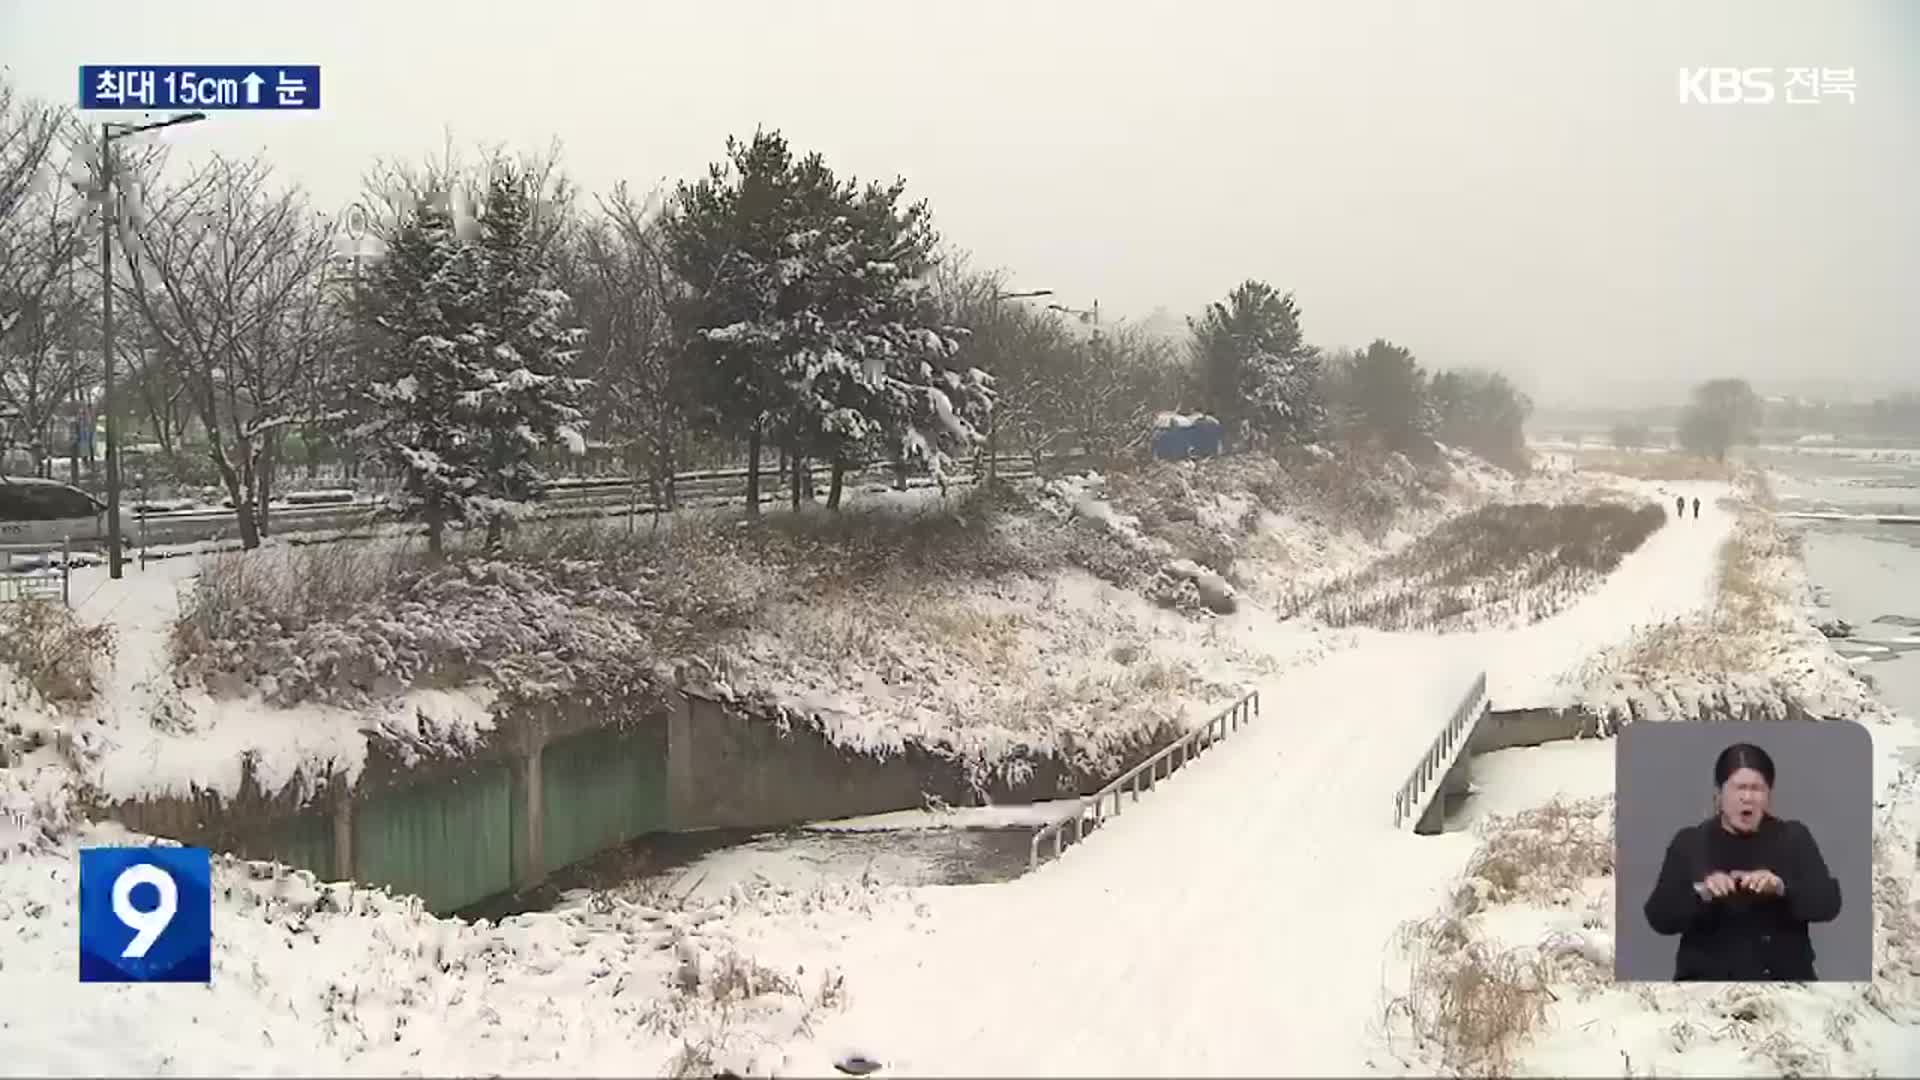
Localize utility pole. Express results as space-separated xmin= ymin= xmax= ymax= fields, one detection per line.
xmin=99 ymin=123 xmax=119 ymax=577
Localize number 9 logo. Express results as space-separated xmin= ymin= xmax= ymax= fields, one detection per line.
xmin=112 ymin=862 xmax=179 ymax=959
xmin=79 ymin=845 xmax=212 ymax=983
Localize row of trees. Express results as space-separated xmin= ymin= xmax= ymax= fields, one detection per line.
xmin=1 ymin=76 xmax=1534 ymax=556
xmin=1183 ymin=279 xmax=1531 ymax=469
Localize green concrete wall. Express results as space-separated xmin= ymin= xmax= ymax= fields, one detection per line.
xmin=354 ymin=765 xmax=518 ymax=913
xmin=540 ymin=724 xmax=668 ymax=876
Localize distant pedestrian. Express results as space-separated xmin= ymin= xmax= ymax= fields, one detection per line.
xmin=1693 ymin=497 xmax=1701 ymax=519
xmin=1676 ymin=495 xmax=1686 ymax=519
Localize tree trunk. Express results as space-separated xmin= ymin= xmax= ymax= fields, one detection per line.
xmin=210 ymin=448 xmax=261 ymax=550
xmin=892 ymin=451 xmax=908 ymax=491
xmin=745 ymin=421 xmax=762 ymax=515
xmin=426 ymin=504 xmax=446 ymax=559
xmin=986 ymin=414 xmax=998 ymax=486
xmin=827 ymin=457 xmax=846 ymax=511
xmin=776 ymin=446 xmax=788 ymax=496
xmin=790 ymin=452 xmax=803 ymax=510
xmin=255 ymin=434 xmax=279 ymax=539
xmin=485 ymin=431 xmax=508 ymax=552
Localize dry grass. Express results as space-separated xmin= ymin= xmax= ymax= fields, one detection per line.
xmin=1456 ymin=798 xmax=1615 ymax=913
xmin=1389 ymin=915 xmax=1557 ymax=1079
xmin=642 ymin=932 xmax=850 ymax=1079
xmin=1570 ymin=449 xmax=1735 ymax=483
xmin=173 ymin=541 xmax=424 ymax=658
xmin=1104 ymin=447 xmax=1455 ymax=556
xmin=0 ymin=598 xmax=116 ymax=704
xmin=1388 ymin=798 xmax=1615 ymax=1077
xmin=1289 ymin=502 xmax=1668 ymax=631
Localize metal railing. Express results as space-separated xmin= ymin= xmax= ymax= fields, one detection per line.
xmin=1028 ymin=689 xmax=1261 ymax=871
xmin=0 ymin=538 xmax=72 ymax=606
xmin=1391 ymin=671 xmax=1490 ymax=829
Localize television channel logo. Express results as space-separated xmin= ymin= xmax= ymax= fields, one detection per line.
xmin=78 ymin=846 xmax=212 ymax=983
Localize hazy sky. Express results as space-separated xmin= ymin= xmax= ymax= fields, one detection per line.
xmin=4 ymin=0 xmax=1916 ymax=406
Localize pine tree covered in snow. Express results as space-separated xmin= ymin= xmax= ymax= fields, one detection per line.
xmin=350 ymin=196 xmax=486 ymax=555
xmin=349 ymin=168 xmax=587 ymax=555
xmin=1188 ymin=280 xmax=1326 ymax=449
xmin=661 ymin=131 xmax=805 ymax=514
xmin=664 ymin=130 xmax=991 ymax=512
xmin=781 ymin=175 xmax=991 ymax=506
xmin=466 ymin=166 xmax=589 ymax=548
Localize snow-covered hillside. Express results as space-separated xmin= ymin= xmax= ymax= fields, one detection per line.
xmin=0 ymin=451 xmax=1786 ymax=1078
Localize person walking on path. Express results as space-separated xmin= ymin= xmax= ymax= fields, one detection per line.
xmin=1677 ymin=495 xmax=1687 ymax=519
xmin=1693 ymin=496 xmax=1702 ymax=519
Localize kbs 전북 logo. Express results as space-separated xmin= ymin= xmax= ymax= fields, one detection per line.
xmin=78 ymin=846 xmax=212 ymax=983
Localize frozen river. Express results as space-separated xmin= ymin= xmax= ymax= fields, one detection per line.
xmin=1754 ymin=444 xmax=1920 ymax=719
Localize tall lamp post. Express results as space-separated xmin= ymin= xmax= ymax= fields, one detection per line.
xmin=99 ymin=111 xmax=204 ymax=579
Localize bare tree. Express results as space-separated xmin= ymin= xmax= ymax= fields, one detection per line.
xmin=931 ymin=255 xmax=1079 ymax=477
xmin=571 ymin=181 xmax=684 ymax=516
xmin=0 ymin=81 xmax=90 ymax=477
xmin=118 ymin=155 xmax=338 ymax=547
xmin=1050 ymin=324 xmax=1183 ymax=462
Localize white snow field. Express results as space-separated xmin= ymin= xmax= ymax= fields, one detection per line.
xmin=7 ymin=471 xmax=1905 ymax=1076
xmin=768 ymin=480 xmax=1745 ymax=1077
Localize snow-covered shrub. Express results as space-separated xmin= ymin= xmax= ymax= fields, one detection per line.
xmin=0 ymin=597 xmax=114 ymax=704
xmin=1388 ymin=914 xmax=1559 ymax=1079
xmin=1454 ymin=798 xmax=1614 ymax=914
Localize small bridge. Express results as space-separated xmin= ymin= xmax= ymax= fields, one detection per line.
xmin=1030 ymin=659 xmax=1491 ymax=870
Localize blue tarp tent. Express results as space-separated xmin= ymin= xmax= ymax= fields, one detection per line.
xmin=1150 ymin=413 xmax=1224 ymax=460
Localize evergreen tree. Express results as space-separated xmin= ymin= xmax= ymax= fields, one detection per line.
xmin=1187 ymin=280 xmax=1326 ymax=448
xmin=661 ymin=130 xmax=813 ymax=513
xmin=348 ymin=167 xmax=588 ymax=556
xmin=466 ymin=165 xmax=589 ymax=548
xmin=1347 ymin=338 xmax=1437 ymax=459
xmin=664 ymin=131 xmax=990 ymax=511
xmin=783 ymin=176 xmax=990 ymax=507
xmin=1431 ymin=368 xmax=1532 ymax=471
xmin=349 ymin=194 xmax=487 ymax=556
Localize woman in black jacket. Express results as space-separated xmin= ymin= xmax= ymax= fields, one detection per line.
xmin=1643 ymin=742 xmax=1843 ymax=981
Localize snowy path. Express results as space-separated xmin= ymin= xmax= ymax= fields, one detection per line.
xmin=793 ymin=639 xmax=1484 ymax=1076
xmin=784 ymin=483 xmax=1738 ymax=1076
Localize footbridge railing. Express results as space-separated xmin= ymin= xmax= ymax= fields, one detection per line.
xmin=1028 ymin=689 xmax=1260 ymax=871
xmin=1391 ymin=671 xmax=1490 ymax=829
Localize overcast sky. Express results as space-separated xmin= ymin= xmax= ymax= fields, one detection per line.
xmin=4 ymin=0 xmax=1915 ymax=406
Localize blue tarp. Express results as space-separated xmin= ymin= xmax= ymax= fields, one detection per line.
xmin=1151 ymin=414 xmax=1223 ymax=460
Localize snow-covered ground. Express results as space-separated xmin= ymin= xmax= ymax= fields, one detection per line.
xmin=1384 ymin=480 xmax=1920 ymax=1077
xmin=7 ymin=459 xmax=1873 ymax=1077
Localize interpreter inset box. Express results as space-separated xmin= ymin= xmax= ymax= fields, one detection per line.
xmin=1614 ymin=720 xmax=1872 ymax=983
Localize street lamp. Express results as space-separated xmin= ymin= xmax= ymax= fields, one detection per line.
xmin=1047 ymin=300 xmax=1100 ymax=325
xmin=100 ymin=111 xmax=204 ymax=578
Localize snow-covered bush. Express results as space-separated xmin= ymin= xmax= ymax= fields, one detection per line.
xmin=0 ymin=597 xmax=115 ymax=704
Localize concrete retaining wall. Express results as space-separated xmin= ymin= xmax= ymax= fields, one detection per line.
xmin=110 ymin=687 xmax=1114 ymax=913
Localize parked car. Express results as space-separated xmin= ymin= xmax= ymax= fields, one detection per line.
xmin=0 ymin=477 xmax=137 ymax=551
